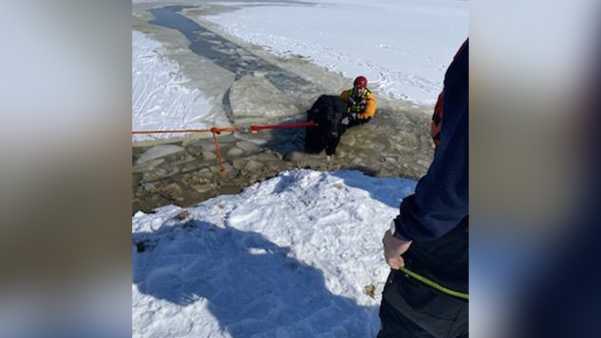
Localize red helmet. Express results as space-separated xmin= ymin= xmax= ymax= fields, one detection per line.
xmin=353 ymin=76 xmax=368 ymax=89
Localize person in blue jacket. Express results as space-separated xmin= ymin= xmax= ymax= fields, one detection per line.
xmin=378 ymin=39 xmax=469 ymax=338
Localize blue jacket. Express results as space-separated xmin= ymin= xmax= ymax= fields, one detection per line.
xmin=394 ymin=40 xmax=469 ymax=241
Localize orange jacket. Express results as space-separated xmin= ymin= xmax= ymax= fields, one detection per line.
xmin=340 ymin=88 xmax=377 ymax=119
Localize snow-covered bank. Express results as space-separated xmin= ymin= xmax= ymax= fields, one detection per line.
xmin=133 ymin=31 xmax=213 ymax=141
xmin=205 ymin=0 xmax=468 ymax=105
xmin=133 ymin=169 xmax=417 ymax=337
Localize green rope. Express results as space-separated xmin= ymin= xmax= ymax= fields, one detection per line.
xmin=399 ymin=267 xmax=469 ymax=301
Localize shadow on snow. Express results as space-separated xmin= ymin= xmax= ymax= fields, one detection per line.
xmin=133 ymin=219 xmax=379 ymax=337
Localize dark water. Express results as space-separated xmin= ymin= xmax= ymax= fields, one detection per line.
xmin=149 ymin=6 xmax=312 ymax=94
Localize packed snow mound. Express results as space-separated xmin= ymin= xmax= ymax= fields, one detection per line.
xmin=132 ymin=31 xmax=214 ymax=141
xmin=133 ymin=169 xmax=416 ymax=337
xmin=205 ymin=0 xmax=468 ymax=105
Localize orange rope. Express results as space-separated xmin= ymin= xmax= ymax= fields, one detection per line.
xmin=131 ymin=122 xmax=316 ymax=135
xmin=210 ymin=128 xmax=226 ymax=176
xmin=249 ymin=121 xmax=317 ymax=133
xmin=131 ymin=128 xmax=216 ymax=135
xmin=132 ymin=121 xmax=318 ymax=176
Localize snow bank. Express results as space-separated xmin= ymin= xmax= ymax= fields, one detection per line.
xmin=206 ymin=0 xmax=468 ymax=105
xmin=133 ymin=169 xmax=416 ymax=337
xmin=132 ymin=31 xmax=213 ymax=141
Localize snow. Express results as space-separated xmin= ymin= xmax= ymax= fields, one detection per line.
xmin=132 ymin=31 xmax=213 ymax=141
xmin=132 ymin=169 xmax=417 ymax=337
xmin=205 ymin=0 xmax=468 ymax=105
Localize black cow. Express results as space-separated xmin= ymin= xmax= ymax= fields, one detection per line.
xmin=304 ymin=95 xmax=349 ymax=156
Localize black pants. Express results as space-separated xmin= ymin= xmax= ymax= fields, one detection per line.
xmin=378 ymin=299 xmax=468 ymax=338
xmin=378 ymin=219 xmax=468 ymax=338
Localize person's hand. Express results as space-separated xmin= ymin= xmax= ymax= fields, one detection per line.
xmin=382 ymin=229 xmax=412 ymax=270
